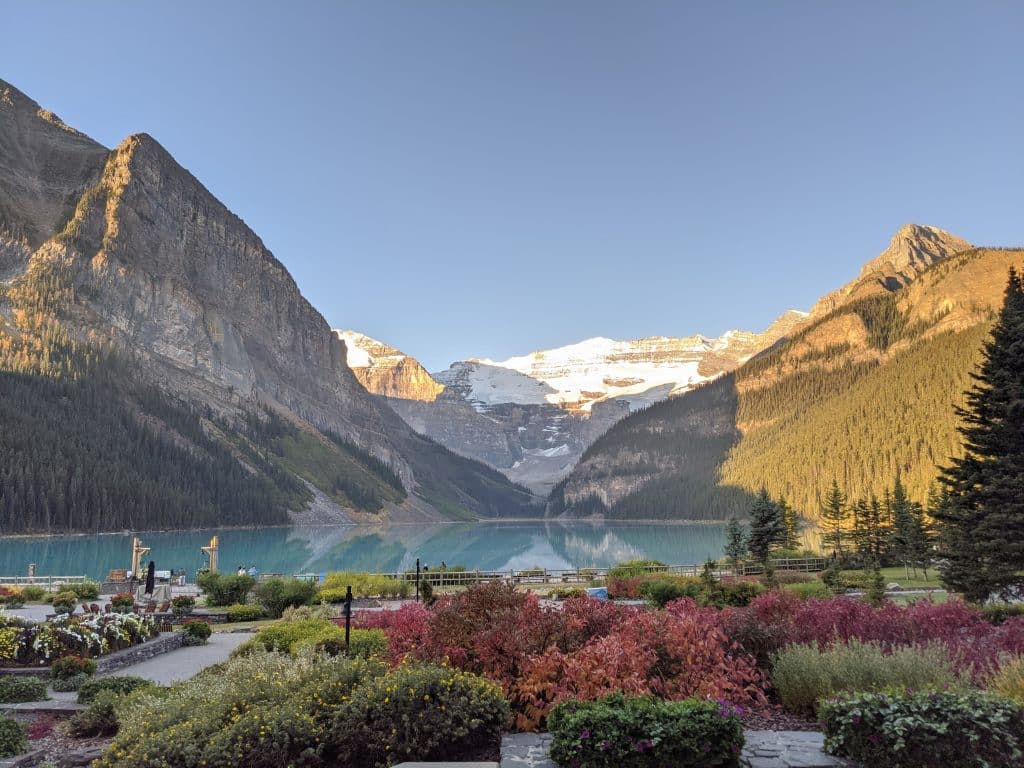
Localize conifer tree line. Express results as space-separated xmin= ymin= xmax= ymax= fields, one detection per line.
xmin=932 ymin=267 xmax=1024 ymax=602
xmin=813 ymin=476 xmax=936 ymax=577
xmin=723 ymin=486 xmax=801 ymax=567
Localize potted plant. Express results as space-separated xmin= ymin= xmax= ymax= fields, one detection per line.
xmin=110 ymin=593 xmax=136 ymax=614
xmin=170 ymin=595 xmax=195 ymax=616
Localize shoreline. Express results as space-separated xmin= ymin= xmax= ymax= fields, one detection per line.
xmin=0 ymin=517 xmax=729 ymax=541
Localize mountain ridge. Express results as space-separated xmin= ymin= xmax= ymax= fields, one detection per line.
xmin=0 ymin=78 xmax=540 ymax=532
xmin=553 ymin=226 xmax=1023 ymax=523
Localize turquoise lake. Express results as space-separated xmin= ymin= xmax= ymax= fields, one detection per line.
xmin=0 ymin=522 xmax=726 ymax=581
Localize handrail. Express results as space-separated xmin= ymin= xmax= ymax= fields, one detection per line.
xmin=289 ymin=556 xmax=829 ymax=586
xmin=0 ymin=575 xmax=90 ymax=591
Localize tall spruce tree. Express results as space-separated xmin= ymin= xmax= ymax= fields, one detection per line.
xmin=777 ymin=495 xmax=801 ymax=550
xmin=889 ymin=475 xmax=917 ymax=578
xmin=748 ymin=486 xmax=784 ymax=564
xmin=820 ymin=480 xmax=849 ymax=559
xmin=934 ymin=268 xmax=1024 ymax=601
xmin=723 ymin=516 xmax=747 ymax=572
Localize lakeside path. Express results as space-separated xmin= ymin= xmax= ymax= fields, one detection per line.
xmin=102 ymin=631 xmax=251 ymax=685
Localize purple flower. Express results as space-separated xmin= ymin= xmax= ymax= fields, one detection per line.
xmin=580 ymin=730 xmax=590 ymax=740
xmin=852 ymin=715 xmax=861 ymax=725
xmin=600 ymin=739 xmax=610 ymax=751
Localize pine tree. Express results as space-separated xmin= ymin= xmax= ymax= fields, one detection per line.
xmin=747 ymin=486 xmax=784 ymax=564
xmin=890 ymin=475 xmax=917 ymax=579
xmin=820 ymin=480 xmax=848 ymax=559
xmin=777 ymin=495 xmax=800 ymax=550
xmin=723 ymin=516 xmax=747 ymax=573
xmin=851 ymin=497 xmax=872 ymax=561
xmin=934 ymin=268 xmax=1024 ymax=601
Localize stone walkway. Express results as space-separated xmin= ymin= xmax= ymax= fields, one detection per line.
xmin=499 ymin=731 xmax=855 ymax=768
xmin=102 ymin=631 xmax=251 ymax=685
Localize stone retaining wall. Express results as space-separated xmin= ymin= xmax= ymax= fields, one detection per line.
xmin=0 ymin=633 xmax=183 ymax=678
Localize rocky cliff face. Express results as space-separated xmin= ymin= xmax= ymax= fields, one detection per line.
xmin=343 ymin=313 xmax=805 ymax=494
xmin=336 ymin=330 xmax=444 ymax=401
xmin=0 ymin=79 xmax=539 ymax=527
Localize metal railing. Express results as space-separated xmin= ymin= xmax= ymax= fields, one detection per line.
xmin=0 ymin=575 xmax=90 ymax=591
xmin=289 ymin=556 xmax=829 ymax=587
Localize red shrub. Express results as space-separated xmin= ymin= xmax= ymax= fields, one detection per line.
xmin=513 ymin=599 xmax=766 ymax=730
xmin=26 ymin=715 xmax=55 ymax=740
xmin=420 ymin=582 xmax=562 ymax=686
xmin=555 ymin=595 xmax=626 ymax=652
xmin=607 ymin=576 xmax=644 ymax=599
xmin=353 ymin=602 xmax=429 ymax=664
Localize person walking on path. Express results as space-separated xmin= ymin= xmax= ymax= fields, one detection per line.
xmin=247 ymin=565 xmax=257 ymax=579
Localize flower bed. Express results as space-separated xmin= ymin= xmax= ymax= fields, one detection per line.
xmin=0 ymin=612 xmax=158 ymax=666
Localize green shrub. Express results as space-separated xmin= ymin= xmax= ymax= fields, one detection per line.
xmin=324 ymin=662 xmax=510 ymax=768
xmin=784 ymin=580 xmax=832 ymax=599
xmin=96 ymin=650 xmax=386 ymax=768
xmin=250 ymin=618 xmax=336 ymax=652
xmin=77 ymin=675 xmax=153 ymax=705
xmin=170 ymin=595 xmax=195 ymax=616
xmin=771 ymin=640 xmax=962 ymax=715
xmin=991 ymin=656 xmax=1024 ymax=703
xmin=606 ymin=559 xmax=666 ymax=581
xmin=68 ymin=689 xmax=120 ymax=737
xmin=280 ymin=604 xmax=335 ymax=622
xmin=0 ymin=675 xmax=48 ymax=703
xmin=180 ymin=620 xmax=212 ymax=645
xmin=549 ymin=693 xmax=744 ymax=768
xmin=253 ymin=578 xmax=318 ymax=618
xmin=821 ymin=690 xmax=1024 ymax=768
xmin=225 ymin=603 xmax=265 ymax=623
xmin=980 ymin=603 xmax=1024 ymax=625
xmin=291 ymin=628 xmax=388 ymax=659
xmin=639 ymin=578 xmax=700 ymax=608
xmin=51 ymin=672 xmax=90 ymax=692
xmin=320 ymin=572 xmax=410 ymax=599
xmin=70 ymin=580 xmax=101 ymax=600
xmin=20 ymin=585 xmax=45 ymax=602
xmin=0 ymin=716 xmax=27 ymax=758
xmin=51 ymin=655 xmax=97 ymax=680
xmin=552 ymin=587 xmax=586 ymax=599
xmin=51 ymin=590 xmax=77 ymax=614
xmin=196 ymin=572 xmax=254 ymax=607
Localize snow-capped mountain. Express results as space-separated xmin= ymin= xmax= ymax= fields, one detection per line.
xmin=337 ymin=311 xmax=807 ymax=493
xmin=435 ymin=318 xmax=806 ymax=415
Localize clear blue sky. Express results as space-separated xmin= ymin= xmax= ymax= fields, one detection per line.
xmin=4 ymin=2 xmax=1023 ymax=370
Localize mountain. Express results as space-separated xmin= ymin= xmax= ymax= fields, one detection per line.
xmin=339 ymin=313 xmax=806 ymax=494
xmin=0 ymin=79 xmax=539 ymax=533
xmin=553 ymin=226 xmax=1023 ymax=522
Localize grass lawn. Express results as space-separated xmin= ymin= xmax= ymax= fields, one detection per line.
xmin=843 ymin=566 xmax=944 ymax=590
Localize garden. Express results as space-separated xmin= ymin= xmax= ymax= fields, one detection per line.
xmin=1 ymin=568 xmax=1012 ymax=768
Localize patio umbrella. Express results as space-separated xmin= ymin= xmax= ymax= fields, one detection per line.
xmin=145 ymin=560 xmax=156 ymax=595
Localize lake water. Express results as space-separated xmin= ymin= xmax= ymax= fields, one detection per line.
xmin=0 ymin=522 xmax=726 ymax=581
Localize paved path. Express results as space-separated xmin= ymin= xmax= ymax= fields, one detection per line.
xmin=500 ymin=731 xmax=855 ymax=768
xmin=98 ymin=631 xmax=251 ymax=685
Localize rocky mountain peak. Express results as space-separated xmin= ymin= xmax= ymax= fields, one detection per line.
xmin=860 ymin=224 xmax=972 ymax=279
xmin=336 ymin=330 xmax=444 ymax=402
xmin=810 ymin=224 xmax=972 ymax=318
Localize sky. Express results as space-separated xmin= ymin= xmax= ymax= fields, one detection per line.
xmin=3 ymin=2 xmax=1023 ymax=370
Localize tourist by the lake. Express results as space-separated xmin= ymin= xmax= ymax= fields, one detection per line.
xmin=237 ymin=565 xmax=246 ymax=576
xmin=248 ymin=565 xmax=257 ymax=578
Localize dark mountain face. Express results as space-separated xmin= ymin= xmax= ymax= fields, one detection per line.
xmin=554 ymin=231 xmax=1024 ymax=522
xmin=0 ymin=79 xmax=539 ymax=532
